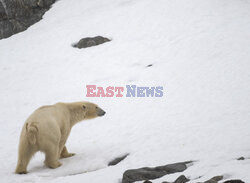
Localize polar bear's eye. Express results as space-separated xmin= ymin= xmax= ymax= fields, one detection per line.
xmin=82 ymin=105 xmax=86 ymax=110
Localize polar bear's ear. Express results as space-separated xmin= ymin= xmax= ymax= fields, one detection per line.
xmin=82 ymin=105 xmax=86 ymax=110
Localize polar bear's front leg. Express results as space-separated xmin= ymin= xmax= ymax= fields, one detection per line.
xmin=60 ymin=146 xmax=75 ymax=158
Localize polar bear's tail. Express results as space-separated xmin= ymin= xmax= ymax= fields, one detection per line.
xmin=26 ymin=122 xmax=39 ymax=145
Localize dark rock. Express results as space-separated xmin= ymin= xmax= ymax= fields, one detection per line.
xmin=211 ymin=176 xmax=224 ymax=182
xmin=162 ymin=182 xmax=171 ymax=183
xmin=174 ymin=175 xmax=190 ymax=183
xmin=72 ymin=36 xmax=111 ymax=48
xmin=237 ymin=157 xmax=245 ymax=160
xmin=223 ymin=180 xmax=245 ymax=183
xmin=0 ymin=0 xmax=56 ymax=39
xmin=204 ymin=179 xmax=218 ymax=183
xmin=108 ymin=153 xmax=129 ymax=166
xmin=146 ymin=64 xmax=153 ymax=67
xmin=122 ymin=161 xmax=192 ymax=183
xmin=204 ymin=176 xmax=223 ymax=183
xmin=143 ymin=180 xmax=153 ymax=183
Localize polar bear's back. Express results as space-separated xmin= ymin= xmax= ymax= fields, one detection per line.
xmin=24 ymin=104 xmax=71 ymax=147
xmin=27 ymin=104 xmax=70 ymax=124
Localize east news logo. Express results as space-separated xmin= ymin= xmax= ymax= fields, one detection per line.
xmin=86 ymin=85 xmax=163 ymax=97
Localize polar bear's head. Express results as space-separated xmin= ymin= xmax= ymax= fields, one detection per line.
xmin=82 ymin=102 xmax=106 ymax=120
xmin=66 ymin=101 xmax=105 ymax=123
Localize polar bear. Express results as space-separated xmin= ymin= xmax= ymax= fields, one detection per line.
xmin=15 ymin=101 xmax=106 ymax=174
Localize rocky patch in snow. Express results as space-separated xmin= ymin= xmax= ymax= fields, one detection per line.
xmin=198 ymin=175 xmax=224 ymax=183
xmin=143 ymin=181 xmax=153 ymax=183
xmin=122 ymin=161 xmax=192 ymax=183
xmin=72 ymin=36 xmax=111 ymax=48
xmin=223 ymin=180 xmax=245 ymax=183
xmin=0 ymin=0 xmax=55 ymax=39
xmin=173 ymin=175 xmax=190 ymax=183
xmin=108 ymin=154 xmax=129 ymax=166
xmin=237 ymin=157 xmax=245 ymax=161
xmin=146 ymin=64 xmax=153 ymax=67
xmin=142 ymin=175 xmax=190 ymax=183
xmin=142 ymin=174 xmax=245 ymax=183
xmin=144 ymin=175 xmax=189 ymax=183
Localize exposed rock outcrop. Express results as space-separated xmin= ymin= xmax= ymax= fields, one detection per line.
xmin=143 ymin=181 xmax=153 ymax=183
xmin=122 ymin=161 xmax=192 ymax=183
xmin=223 ymin=180 xmax=245 ymax=183
xmin=174 ymin=175 xmax=190 ymax=183
xmin=72 ymin=36 xmax=111 ymax=48
xmin=237 ymin=157 xmax=245 ymax=160
xmin=201 ymin=175 xmax=224 ymax=183
xmin=108 ymin=154 xmax=129 ymax=166
xmin=0 ymin=0 xmax=56 ymax=39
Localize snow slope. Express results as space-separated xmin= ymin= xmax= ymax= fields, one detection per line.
xmin=0 ymin=0 xmax=250 ymax=182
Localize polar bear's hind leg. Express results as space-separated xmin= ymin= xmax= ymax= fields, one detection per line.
xmin=15 ymin=137 xmax=36 ymax=174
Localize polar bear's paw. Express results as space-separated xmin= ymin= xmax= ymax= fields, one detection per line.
xmin=45 ymin=161 xmax=62 ymax=169
xmin=16 ymin=170 xmax=28 ymax=174
xmin=60 ymin=153 xmax=75 ymax=159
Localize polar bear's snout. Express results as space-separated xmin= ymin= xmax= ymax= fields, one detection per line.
xmin=97 ymin=107 xmax=106 ymax=116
